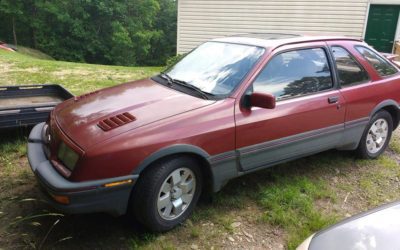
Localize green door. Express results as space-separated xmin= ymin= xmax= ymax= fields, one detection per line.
xmin=365 ymin=5 xmax=400 ymax=52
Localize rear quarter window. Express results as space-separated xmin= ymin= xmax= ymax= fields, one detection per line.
xmin=355 ymin=46 xmax=398 ymax=77
xmin=331 ymin=46 xmax=369 ymax=87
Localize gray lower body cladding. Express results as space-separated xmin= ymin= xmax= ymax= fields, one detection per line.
xmin=27 ymin=123 xmax=138 ymax=216
xmin=209 ymin=118 xmax=369 ymax=192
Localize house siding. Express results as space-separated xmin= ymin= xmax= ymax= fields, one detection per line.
xmin=177 ymin=0 xmax=370 ymax=53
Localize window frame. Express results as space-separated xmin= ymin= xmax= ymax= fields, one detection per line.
xmin=329 ymin=45 xmax=371 ymax=88
xmin=354 ymin=45 xmax=399 ymax=79
xmin=247 ymin=45 xmax=337 ymax=102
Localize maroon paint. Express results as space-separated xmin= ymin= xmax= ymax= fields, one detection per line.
xmin=250 ymin=92 xmax=276 ymax=109
xmin=327 ymin=41 xmax=400 ymax=122
xmin=48 ymin=38 xmax=400 ymax=182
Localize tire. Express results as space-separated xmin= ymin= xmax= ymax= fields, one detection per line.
xmin=356 ymin=110 xmax=393 ymax=159
xmin=131 ymin=156 xmax=203 ymax=232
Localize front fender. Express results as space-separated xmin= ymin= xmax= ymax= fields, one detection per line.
xmin=133 ymin=144 xmax=211 ymax=174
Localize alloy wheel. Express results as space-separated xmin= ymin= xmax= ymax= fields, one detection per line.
xmin=157 ymin=167 xmax=196 ymax=220
xmin=366 ymin=118 xmax=389 ymax=154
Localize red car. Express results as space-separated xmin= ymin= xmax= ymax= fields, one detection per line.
xmin=28 ymin=34 xmax=400 ymax=232
xmin=0 ymin=42 xmax=15 ymax=52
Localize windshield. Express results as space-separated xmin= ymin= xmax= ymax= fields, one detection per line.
xmin=165 ymin=42 xmax=265 ymax=96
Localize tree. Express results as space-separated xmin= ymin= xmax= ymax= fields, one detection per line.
xmin=0 ymin=0 xmax=177 ymax=66
xmin=147 ymin=0 xmax=177 ymax=65
xmin=0 ymin=0 xmax=24 ymax=46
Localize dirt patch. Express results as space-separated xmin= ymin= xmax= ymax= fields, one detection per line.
xmin=51 ymin=69 xmax=139 ymax=81
xmin=0 ymin=62 xmax=15 ymax=74
xmin=1 ymin=130 xmax=400 ymax=249
xmin=164 ymin=204 xmax=286 ymax=250
xmin=52 ymin=69 xmax=93 ymax=77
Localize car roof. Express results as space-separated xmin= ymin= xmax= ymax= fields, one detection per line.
xmin=212 ymin=33 xmax=362 ymax=49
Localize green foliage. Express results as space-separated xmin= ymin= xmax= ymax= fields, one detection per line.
xmin=165 ymin=53 xmax=186 ymax=69
xmin=15 ymin=46 xmax=54 ymax=60
xmin=0 ymin=0 xmax=177 ymax=66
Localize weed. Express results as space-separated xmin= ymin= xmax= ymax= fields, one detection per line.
xmin=215 ymin=216 xmax=234 ymax=233
xmin=259 ymin=176 xmax=337 ymax=249
xmin=190 ymin=226 xmax=200 ymax=238
xmin=377 ymin=155 xmax=398 ymax=170
xmin=390 ymin=135 xmax=400 ymax=154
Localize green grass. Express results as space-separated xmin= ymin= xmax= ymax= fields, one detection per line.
xmin=0 ymin=50 xmax=161 ymax=95
xmin=0 ymin=137 xmax=30 ymax=195
xmin=377 ymin=155 xmax=398 ymax=170
xmin=259 ymin=176 xmax=337 ymax=249
xmin=0 ymin=49 xmax=162 ymax=249
xmin=15 ymin=46 xmax=55 ymax=60
xmin=1 ymin=48 xmax=400 ymax=249
xmin=390 ymin=135 xmax=400 ymax=154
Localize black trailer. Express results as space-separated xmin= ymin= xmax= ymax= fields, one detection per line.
xmin=0 ymin=84 xmax=73 ymax=129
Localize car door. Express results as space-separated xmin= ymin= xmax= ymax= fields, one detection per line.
xmin=235 ymin=42 xmax=346 ymax=172
xmin=327 ymin=41 xmax=400 ymax=150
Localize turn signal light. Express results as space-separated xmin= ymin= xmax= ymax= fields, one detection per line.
xmin=50 ymin=194 xmax=70 ymax=205
xmin=103 ymin=179 xmax=133 ymax=188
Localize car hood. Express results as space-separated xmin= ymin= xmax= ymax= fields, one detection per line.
xmin=54 ymin=78 xmax=215 ymax=149
xmin=308 ymin=201 xmax=400 ymax=250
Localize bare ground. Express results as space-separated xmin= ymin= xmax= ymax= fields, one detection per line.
xmin=0 ymin=129 xmax=400 ymax=250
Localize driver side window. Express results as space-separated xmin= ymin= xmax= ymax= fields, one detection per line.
xmin=253 ymin=48 xmax=333 ymax=101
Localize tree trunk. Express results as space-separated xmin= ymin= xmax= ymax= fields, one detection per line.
xmin=31 ymin=28 xmax=37 ymax=49
xmin=31 ymin=4 xmax=38 ymax=49
xmin=12 ymin=16 xmax=17 ymax=46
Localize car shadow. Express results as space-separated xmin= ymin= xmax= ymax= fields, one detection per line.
xmin=0 ymin=126 xmax=360 ymax=248
xmin=53 ymin=149 xmax=353 ymax=249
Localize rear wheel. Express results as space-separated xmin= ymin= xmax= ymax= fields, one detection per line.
xmin=356 ymin=110 xmax=393 ymax=159
xmin=131 ymin=156 xmax=202 ymax=232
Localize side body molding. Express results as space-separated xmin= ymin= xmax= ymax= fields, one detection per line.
xmin=132 ymin=101 xmax=400 ymax=193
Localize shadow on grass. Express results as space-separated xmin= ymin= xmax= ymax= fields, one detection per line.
xmin=0 ymin=127 xmax=361 ymax=249
xmin=0 ymin=126 xmax=32 ymax=142
xmin=209 ymin=149 xmax=356 ymax=208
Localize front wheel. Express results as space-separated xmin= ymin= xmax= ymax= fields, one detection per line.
xmin=131 ymin=156 xmax=203 ymax=232
xmin=356 ymin=110 xmax=393 ymax=159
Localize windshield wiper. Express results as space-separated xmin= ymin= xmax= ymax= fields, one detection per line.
xmin=159 ymin=73 xmax=212 ymax=100
xmin=159 ymin=72 xmax=173 ymax=86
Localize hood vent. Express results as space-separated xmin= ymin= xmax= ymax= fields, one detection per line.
xmin=74 ymin=90 xmax=100 ymax=102
xmin=97 ymin=112 xmax=136 ymax=131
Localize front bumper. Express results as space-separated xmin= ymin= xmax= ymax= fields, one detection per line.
xmin=27 ymin=122 xmax=138 ymax=216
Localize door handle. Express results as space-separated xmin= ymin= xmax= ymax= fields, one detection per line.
xmin=328 ymin=96 xmax=339 ymax=104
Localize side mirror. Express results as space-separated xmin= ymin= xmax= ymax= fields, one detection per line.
xmin=249 ymin=92 xmax=276 ymax=109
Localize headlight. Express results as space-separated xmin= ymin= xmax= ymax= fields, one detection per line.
xmin=57 ymin=142 xmax=79 ymax=170
xmin=42 ymin=123 xmax=51 ymax=159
